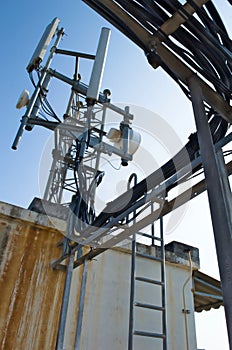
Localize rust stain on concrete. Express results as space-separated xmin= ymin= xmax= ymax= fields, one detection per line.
xmin=0 ymin=218 xmax=65 ymax=350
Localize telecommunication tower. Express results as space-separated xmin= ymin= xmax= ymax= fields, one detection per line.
xmin=13 ymin=18 xmax=141 ymax=240
xmin=12 ymin=1 xmax=232 ymax=347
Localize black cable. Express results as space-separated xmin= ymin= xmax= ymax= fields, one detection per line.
xmin=34 ymin=70 xmax=62 ymax=122
xmin=80 ymin=0 xmax=231 ymax=231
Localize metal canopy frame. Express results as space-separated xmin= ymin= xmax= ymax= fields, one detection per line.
xmin=189 ymin=76 xmax=232 ymax=345
xmin=83 ymin=0 xmax=232 ymax=123
xmin=193 ymin=270 xmax=223 ymax=312
xmin=52 ymin=141 xmax=232 ymax=269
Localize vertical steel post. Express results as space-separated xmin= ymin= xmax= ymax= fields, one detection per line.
xmin=43 ymin=129 xmax=59 ymax=201
xmin=65 ymin=57 xmax=79 ymax=116
xmin=189 ymin=76 xmax=232 ymax=347
xmin=44 ymin=57 xmax=80 ymax=203
xmin=74 ymin=259 xmax=89 ymax=350
xmin=160 ymin=217 xmax=167 ymax=350
xmin=128 ymin=173 xmax=137 ymax=350
xmin=56 ymin=253 xmax=74 ymax=350
xmin=216 ymin=149 xmax=232 ymax=228
xmin=151 ymin=202 xmax=155 ymax=246
xmin=128 ymin=237 xmax=136 ymax=350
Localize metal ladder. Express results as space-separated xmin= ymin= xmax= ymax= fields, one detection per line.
xmin=128 ymin=174 xmax=167 ymax=350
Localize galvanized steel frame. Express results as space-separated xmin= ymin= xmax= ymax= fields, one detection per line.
xmin=189 ymin=76 xmax=232 ymax=346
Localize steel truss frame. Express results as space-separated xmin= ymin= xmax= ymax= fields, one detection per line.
xmin=53 ymin=132 xmax=232 ymax=349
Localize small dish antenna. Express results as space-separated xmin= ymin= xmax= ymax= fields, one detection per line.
xmin=16 ymin=89 xmax=30 ymax=109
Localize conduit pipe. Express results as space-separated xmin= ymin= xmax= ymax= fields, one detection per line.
xmin=182 ymin=250 xmax=193 ymax=350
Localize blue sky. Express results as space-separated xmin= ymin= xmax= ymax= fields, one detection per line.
xmin=0 ymin=1 xmax=231 ymax=349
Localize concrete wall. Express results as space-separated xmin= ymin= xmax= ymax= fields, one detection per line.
xmin=64 ymin=247 xmax=198 ymax=350
xmin=0 ymin=202 xmax=66 ymax=350
xmin=0 ymin=201 xmax=198 ymax=350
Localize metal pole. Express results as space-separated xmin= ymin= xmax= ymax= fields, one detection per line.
xmin=56 ymin=253 xmax=74 ymax=350
xmin=74 ymin=259 xmax=89 ymax=350
xmin=43 ymin=128 xmax=59 ymax=201
xmin=128 ymin=173 xmax=137 ymax=350
xmin=44 ymin=57 xmax=80 ymax=203
xmin=189 ymin=75 xmax=232 ymax=347
xmin=151 ymin=202 xmax=155 ymax=247
xmin=65 ymin=57 xmax=79 ymax=116
xmin=160 ymin=217 xmax=167 ymax=350
xmin=216 ymin=149 xmax=232 ymax=229
xmin=121 ymin=106 xmax=130 ymax=166
xmin=128 ymin=237 xmax=136 ymax=350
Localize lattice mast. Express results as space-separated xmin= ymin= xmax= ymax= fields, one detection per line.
xmin=12 ymin=19 xmax=140 ymax=232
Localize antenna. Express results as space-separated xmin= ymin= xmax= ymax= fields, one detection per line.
xmin=26 ymin=17 xmax=60 ymax=73
xmin=12 ymin=22 xmax=140 ymax=206
xmin=12 ymin=20 xmax=64 ymax=150
xmin=86 ymin=27 xmax=110 ymax=104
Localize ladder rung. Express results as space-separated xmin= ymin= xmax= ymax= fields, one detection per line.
xmin=134 ymin=302 xmax=164 ymax=311
xmin=135 ymin=276 xmax=164 ymax=286
xmin=136 ymin=232 xmax=162 ymax=241
xmin=136 ymin=252 xmax=163 ymax=262
xmin=134 ymin=330 xmax=165 ymax=339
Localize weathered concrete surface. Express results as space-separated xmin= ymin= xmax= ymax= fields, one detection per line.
xmin=0 ymin=201 xmax=200 ymax=350
xmin=0 ymin=201 xmax=66 ymax=350
xmin=64 ymin=248 xmax=198 ymax=350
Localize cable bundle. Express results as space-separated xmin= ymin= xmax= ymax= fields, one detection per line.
xmin=81 ymin=0 xmax=232 ymax=230
xmin=84 ymin=0 xmax=231 ymax=100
